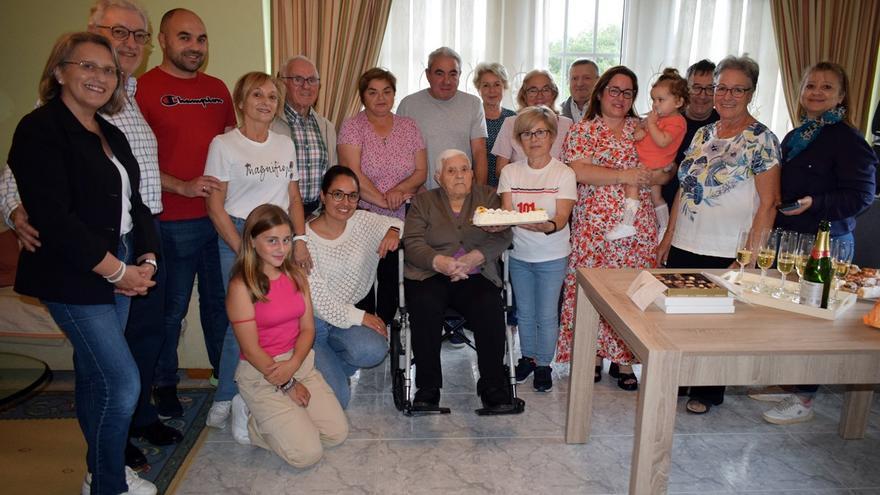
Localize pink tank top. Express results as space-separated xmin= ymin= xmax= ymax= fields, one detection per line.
xmin=241 ymin=274 xmax=306 ymax=359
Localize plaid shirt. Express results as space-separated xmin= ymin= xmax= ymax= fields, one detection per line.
xmin=284 ymin=104 xmax=329 ymax=203
xmin=1 ymin=76 xmax=162 ymax=229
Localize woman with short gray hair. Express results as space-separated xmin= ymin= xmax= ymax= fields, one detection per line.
xmin=492 ymin=70 xmax=574 ymax=179
xmin=402 ymin=150 xmax=519 ymax=413
xmin=657 ymin=54 xmax=781 ymax=414
xmin=474 ymin=62 xmax=516 ymax=186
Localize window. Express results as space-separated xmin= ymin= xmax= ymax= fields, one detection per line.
xmin=548 ymin=0 xmax=626 ymax=102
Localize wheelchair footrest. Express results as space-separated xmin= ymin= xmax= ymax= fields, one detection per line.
xmin=474 ymin=397 xmax=526 ymax=416
xmin=405 ymin=403 xmax=452 ymax=416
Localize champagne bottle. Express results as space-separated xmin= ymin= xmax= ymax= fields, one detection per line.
xmin=799 ymin=221 xmax=833 ymax=308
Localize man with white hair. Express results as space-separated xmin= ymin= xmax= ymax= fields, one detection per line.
xmin=397 ymin=47 xmax=489 ymax=188
xmin=272 ymin=55 xmax=338 ymax=218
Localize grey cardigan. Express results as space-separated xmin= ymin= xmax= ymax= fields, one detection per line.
xmin=403 ymin=185 xmax=512 ymax=286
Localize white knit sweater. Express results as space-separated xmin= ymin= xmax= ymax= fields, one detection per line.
xmin=306 ymin=210 xmax=403 ymax=328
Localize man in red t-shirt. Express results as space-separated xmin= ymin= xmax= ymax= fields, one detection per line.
xmin=136 ymin=8 xmax=236 ymax=419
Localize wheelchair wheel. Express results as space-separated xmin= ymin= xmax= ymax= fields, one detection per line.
xmin=389 ymin=319 xmax=406 ymax=411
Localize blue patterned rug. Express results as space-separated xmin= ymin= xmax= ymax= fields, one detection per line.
xmin=0 ymin=388 xmax=213 ymax=494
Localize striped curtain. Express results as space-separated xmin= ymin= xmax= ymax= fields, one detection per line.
xmin=272 ymin=0 xmax=393 ymax=129
xmin=771 ymin=0 xmax=880 ymax=131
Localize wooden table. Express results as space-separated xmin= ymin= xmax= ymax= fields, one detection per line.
xmin=564 ymin=268 xmax=880 ymax=495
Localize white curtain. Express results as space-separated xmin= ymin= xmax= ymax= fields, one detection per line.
xmin=378 ymin=0 xmax=792 ymax=138
xmin=376 ymin=0 xmax=551 ymax=110
xmin=623 ymin=0 xmax=792 ymax=138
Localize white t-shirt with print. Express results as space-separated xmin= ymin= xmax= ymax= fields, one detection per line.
xmin=497 ymin=157 xmax=577 ymax=262
xmin=204 ymin=128 xmax=300 ymax=219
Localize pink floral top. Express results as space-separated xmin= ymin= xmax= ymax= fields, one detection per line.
xmin=338 ymin=111 xmax=425 ymax=219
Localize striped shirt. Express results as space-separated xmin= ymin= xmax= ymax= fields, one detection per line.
xmin=1 ymin=76 xmax=162 ymax=228
xmin=284 ymin=104 xmax=329 ymax=203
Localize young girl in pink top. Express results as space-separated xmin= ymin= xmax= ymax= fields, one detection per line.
xmin=606 ymin=68 xmax=689 ymax=241
xmin=226 ymin=204 xmax=348 ymax=467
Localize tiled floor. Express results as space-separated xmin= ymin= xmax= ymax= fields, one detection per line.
xmin=174 ymin=340 xmax=880 ymax=495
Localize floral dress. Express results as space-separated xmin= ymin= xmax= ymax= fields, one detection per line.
xmin=556 ymin=116 xmax=658 ymax=364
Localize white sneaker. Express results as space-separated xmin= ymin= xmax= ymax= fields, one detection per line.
xmin=205 ymin=400 xmax=231 ymax=428
xmin=231 ymin=394 xmax=251 ymax=445
xmin=762 ymin=394 xmax=815 ymax=425
xmin=605 ymin=223 xmax=637 ymax=241
xmin=81 ymin=466 xmax=157 ymax=495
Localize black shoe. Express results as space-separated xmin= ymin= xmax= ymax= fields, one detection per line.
xmin=514 ymin=357 xmax=537 ymax=383
xmin=154 ymin=386 xmax=183 ymax=419
xmin=617 ymin=373 xmax=638 ymax=391
xmin=533 ymin=366 xmax=552 ymax=392
xmin=480 ymin=387 xmax=513 ymax=410
xmin=413 ymin=387 xmax=440 ymax=408
xmin=131 ymin=420 xmax=183 ymax=446
xmin=125 ymin=440 xmax=147 ymax=469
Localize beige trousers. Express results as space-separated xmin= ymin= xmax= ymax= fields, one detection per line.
xmin=235 ymin=349 xmax=349 ymax=467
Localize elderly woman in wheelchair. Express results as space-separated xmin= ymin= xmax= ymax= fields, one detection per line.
xmin=400 ymin=149 xmax=525 ymax=415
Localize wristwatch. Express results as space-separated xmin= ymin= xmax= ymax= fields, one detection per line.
xmin=140 ymin=258 xmax=158 ymax=274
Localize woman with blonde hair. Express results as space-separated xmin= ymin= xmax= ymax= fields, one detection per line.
xmin=226 ymin=204 xmax=347 ymax=466
xmin=8 ymin=31 xmax=159 ymax=494
xmin=205 ymin=71 xmax=308 ymax=430
xmin=497 ymin=106 xmax=576 ymax=392
xmin=473 ymin=62 xmax=516 ymax=186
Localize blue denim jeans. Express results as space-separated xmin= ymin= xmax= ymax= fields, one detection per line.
xmin=508 ymin=256 xmax=568 ymax=366
xmin=313 ymin=317 xmax=388 ymax=409
xmin=216 ymin=216 xmax=246 ymax=402
xmin=44 ymin=235 xmax=137 ymax=495
xmin=155 ymin=217 xmax=228 ymax=387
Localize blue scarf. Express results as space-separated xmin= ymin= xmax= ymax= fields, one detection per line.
xmin=784 ymin=106 xmax=846 ymax=160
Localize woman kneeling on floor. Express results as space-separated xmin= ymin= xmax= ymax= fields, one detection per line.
xmin=226 ymin=204 xmax=348 ymax=467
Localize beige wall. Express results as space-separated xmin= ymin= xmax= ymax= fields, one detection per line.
xmin=0 ymin=0 xmax=269 ymax=369
xmin=0 ymin=0 xmax=269 ymax=163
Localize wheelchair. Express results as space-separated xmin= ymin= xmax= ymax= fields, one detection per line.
xmin=388 ymin=249 xmax=525 ymax=416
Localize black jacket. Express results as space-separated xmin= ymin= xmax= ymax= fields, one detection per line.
xmin=775 ymin=121 xmax=877 ymax=237
xmin=8 ymin=97 xmax=159 ymax=304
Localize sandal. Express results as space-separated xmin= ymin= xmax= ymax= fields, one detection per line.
xmin=617 ymin=373 xmax=638 ymax=391
xmin=686 ymin=398 xmax=713 ymax=415
xmin=609 ymin=363 xmax=638 ymax=390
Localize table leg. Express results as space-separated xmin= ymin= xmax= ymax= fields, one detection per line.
xmin=838 ymin=384 xmax=874 ymax=440
xmin=629 ymin=350 xmax=681 ymax=495
xmin=565 ymin=284 xmax=600 ymax=444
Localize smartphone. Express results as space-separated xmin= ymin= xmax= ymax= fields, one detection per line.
xmin=777 ymin=200 xmax=801 ymax=212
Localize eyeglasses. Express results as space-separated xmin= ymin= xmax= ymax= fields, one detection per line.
xmin=95 ymin=25 xmax=151 ymax=45
xmin=713 ymin=86 xmax=752 ymax=98
xmin=61 ymin=60 xmax=119 ymax=78
xmin=327 ymin=190 xmax=360 ymax=203
xmin=525 ymin=86 xmax=554 ymax=97
xmin=689 ymin=85 xmax=714 ymax=96
xmin=279 ymin=75 xmax=320 ymax=87
xmin=605 ymin=86 xmax=634 ymax=99
xmin=519 ymin=128 xmax=551 ymax=140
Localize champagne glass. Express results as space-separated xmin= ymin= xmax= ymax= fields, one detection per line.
xmin=772 ymin=231 xmax=797 ymax=299
xmin=791 ymin=234 xmax=814 ymax=303
xmin=734 ymin=231 xmax=752 ymax=285
xmin=752 ymin=229 xmax=776 ymax=293
xmin=830 ymin=238 xmax=854 ymax=304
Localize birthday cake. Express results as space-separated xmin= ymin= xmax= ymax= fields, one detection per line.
xmin=472 ymin=207 xmax=549 ymax=226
